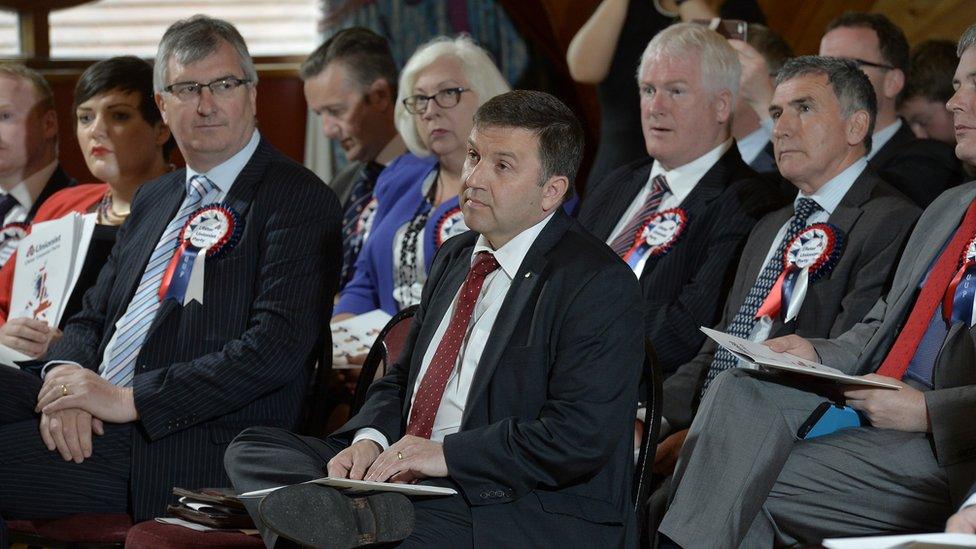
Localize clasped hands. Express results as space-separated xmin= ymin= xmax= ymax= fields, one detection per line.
xmin=34 ymin=364 xmax=137 ymax=463
xmin=327 ymin=435 xmax=449 ymax=484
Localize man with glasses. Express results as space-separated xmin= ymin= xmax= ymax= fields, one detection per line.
xmin=302 ymin=28 xmax=407 ymax=289
xmin=820 ymin=12 xmax=963 ymax=207
xmin=0 ymin=15 xmax=340 ymax=525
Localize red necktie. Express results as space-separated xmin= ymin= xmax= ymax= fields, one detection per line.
xmin=406 ymin=252 xmax=500 ymax=438
xmin=877 ymin=199 xmax=976 ymax=378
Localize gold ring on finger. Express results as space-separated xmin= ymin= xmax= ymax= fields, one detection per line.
xmin=397 ymin=451 xmax=404 ymax=460
xmin=60 ymin=383 xmax=69 ymax=396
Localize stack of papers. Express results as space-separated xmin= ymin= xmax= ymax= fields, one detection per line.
xmin=239 ymin=477 xmax=457 ymax=498
xmin=700 ymin=327 xmax=900 ymax=389
xmin=824 ymin=532 xmax=976 ymax=548
xmin=1 ymin=213 xmax=96 ymax=367
xmin=331 ymin=310 xmax=391 ymax=368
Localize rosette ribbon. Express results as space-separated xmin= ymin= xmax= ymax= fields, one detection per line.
xmin=943 ymin=238 xmax=976 ymax=326
xmin=622 ymin=208 xmax=688 ymax=269
xmin=756 ymin=223 xmax=845 ymax=323
xmin=158 ymin=204 xmax=242 ymax=305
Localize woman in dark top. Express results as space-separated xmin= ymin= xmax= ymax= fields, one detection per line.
xmin=0 ymin=56 xmax=174 ymax=357
xmin=567 ymin=0 xmax=764 ymax=190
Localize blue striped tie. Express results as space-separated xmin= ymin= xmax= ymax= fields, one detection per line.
xmin=100 ymin=175 xmax=218 ymax=387
xmin=701 ymin=197 xmax=822 ymax=395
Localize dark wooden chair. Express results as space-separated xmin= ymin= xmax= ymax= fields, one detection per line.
xmin=634 ymin=340 xmax=663 ymax=543
xmin=350 ymin=305 xmax=419 ymax=416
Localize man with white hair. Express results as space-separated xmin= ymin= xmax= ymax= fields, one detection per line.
xmin=659 ymin=21 xmax=976 ymax=547
xmin=577 ymin=23 xmax=783 ymax=375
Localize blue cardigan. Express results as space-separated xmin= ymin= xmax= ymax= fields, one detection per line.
xmin=336 ymin=153 xmax=462 ymax=315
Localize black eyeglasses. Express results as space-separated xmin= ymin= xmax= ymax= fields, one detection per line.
xmin=163 ymin=77 xmax=251 ymax=101
xmin=402 ymin=87 xmax=468 ymax=114
xmin=845 ymin=57 xmax=896 ymax=71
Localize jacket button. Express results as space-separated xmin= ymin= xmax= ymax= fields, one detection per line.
xmin=480 ymin=491 xmax=488 ymax=499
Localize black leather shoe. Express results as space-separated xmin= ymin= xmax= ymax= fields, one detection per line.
xmin=258 ymin=484 xmax=414 ymax=548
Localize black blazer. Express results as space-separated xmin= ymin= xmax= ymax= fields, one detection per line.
xmin=334 ymin=211 xmax=645 ymax=547
xmin=662 ymin=167 xmax=921 ymax=429
xmin=577 ymin=146 xmax=784 ymax=374
xmin=26 ymin=163 xmax=75 ymax=222
xmin=45 ymin=138 xmax=342 ymax=520
xmin=869 ymin=120 xmax=964 ymax=207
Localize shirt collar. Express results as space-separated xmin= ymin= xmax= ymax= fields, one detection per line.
xmin=736 ymin=119 xmax=773 ymax=164
xmin=795 ymin=156 xmax=866 ymax=215
xmin=8 ymin=159 xmax=58 ymax=210
xmin=185 ymin=129 xmax=261 ymax=194
xmin=866 ymin=118 xmax=902 ymax=160
xmin=472 ymin=211 xmax=556 ymax=279
xmin=650 ymin=138 xmax=733 ymax=203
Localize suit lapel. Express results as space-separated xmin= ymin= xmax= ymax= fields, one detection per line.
xmin=459 ymin=213 xmax=570 ymax=426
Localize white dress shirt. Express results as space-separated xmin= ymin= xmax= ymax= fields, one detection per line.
xmin=607 ymin=139 xmax=734 ymax=277
xmin=354 ymin=211 xmax=557 ymax=450
xmin=866 ymin=119 xmax=902 ymax=161
xmin=43 ymin=130 xmax=262 ymax=378
xmin=736 ymin=119 xmax=773 ymax=165
xmin=745 ymin=157 xmax=867 ymax=348
xmin=0 ymin=160 xmax=59 ymax=264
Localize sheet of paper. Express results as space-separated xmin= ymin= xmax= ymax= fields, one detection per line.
xmin=331 ymin=309 xmax=391 ymax=363
xmin=10 ymin=215 xmax=80 ymax=328
xmin=239 ymin=477 xmax=457 ymax=499
xmin=700 ymin=327 xmax=901 ymax=389
xmin=154 ymin=517 xmax=259 ymax=535
xmin=59 ymin=213 xmax=97 ymax=325
xmin=823 ymin=532 xmax=976 ymax=548
xmin=0 ymin=342 xmax=28 ymax=368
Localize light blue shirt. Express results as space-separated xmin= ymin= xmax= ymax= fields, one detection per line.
xmin=736 ymin=119 xmax=773 ymax=165
xmin=866 ymin=119 xmax=902 ymax=161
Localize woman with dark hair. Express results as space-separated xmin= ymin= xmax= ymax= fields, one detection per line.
xmin=0 ymin=56 xmax=174 ymax=356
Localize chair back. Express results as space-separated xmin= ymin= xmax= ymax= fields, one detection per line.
xmin=633 ymin=339 xmax=663 ymax=528
xmin=351 ymin=305 xmax=419 ymax=415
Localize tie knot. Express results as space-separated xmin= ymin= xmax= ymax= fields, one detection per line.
xmin=652 ymin=174 xmax=670 ymax=195
xmin=794 ymin=198 xmax=821 ymax=222
xmin=188 ymin=175 xmax=216 ymax=199
xmin=471 ymin=251 xmax=500 ymax=278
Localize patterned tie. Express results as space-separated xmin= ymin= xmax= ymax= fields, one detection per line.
xmin=406 ymin=252 xmax=500 ymax=439
xmin=609 ymin=174 xmax=670 ymax=257
xmin=702 ymin=197 xmax=822 ymax=393
xmin=100 ymin=175 xmax=218 ymax=387
xmin=340 ymin=162 xmax=383 ymax=288
xmin=0 ymin=193 xmax=19 ymax=224
xmin=876 ymin=199 xmax=976 ymax=379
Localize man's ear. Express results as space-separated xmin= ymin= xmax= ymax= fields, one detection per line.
xmin=541 ymin=175 xmax=569 ymax=212
xmin=883 ymin=68 xmax=905 ymax=101
xmin=155 ymin=92 xmax=169 ymax=125
xmin=366 ymin=78 xmax=393 ymax=111
xmin=714 ymin=89 xmax=734 ymax=124
xmin=846 ymin=109 xmax=870 ymax=147
xmin=41 ymin=109 xmax=58 ymax=140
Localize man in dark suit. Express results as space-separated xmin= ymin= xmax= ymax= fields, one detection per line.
xmin=820 ymin=12 xmax=963 ymax=207
xmin=301 ymin=27 xmax=406 ymax=288
xmin=658 ymin=24 xmax=976 ymax=547
xmin=0 ymin=63 xmax=75 ymax=267
xmin=0 ymin=15 xmax=340 ymax=524
xmin=652 ymin=55 xmax=919 ymax=497
xmin=577 ymin=22 xmax=782 ymax=374
xmin=225 ymin=90 xmax=644 ymax=548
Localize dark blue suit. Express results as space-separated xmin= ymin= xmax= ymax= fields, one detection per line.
xmin=0 ymin=137 xmax=341 ymax=522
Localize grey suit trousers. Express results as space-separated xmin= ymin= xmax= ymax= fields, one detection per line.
xmin=659 ymin=368 xmax=952 ymax=548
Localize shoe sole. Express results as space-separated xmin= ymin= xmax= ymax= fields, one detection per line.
xmin=259 ymin=484 xmax=414 ymax=548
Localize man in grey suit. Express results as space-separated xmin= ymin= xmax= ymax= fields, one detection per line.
xmin=653 ymin=56 xmax=919 ymax=479
xmin=658 ymin=24 xmax=976 ymax=547
xmin=302 ymin=27 xmax=405 ymax=287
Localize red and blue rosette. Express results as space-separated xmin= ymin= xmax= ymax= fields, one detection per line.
xmin=158 ymin=204 xmax=243 ymax=305
xmin=756 ymin=223 xmax=845 ymax=322
xmin=0 ymin=221 xmax=29 ymax=264
xmin=944 ymin=237 xmax=976 ymax=326
xmin=623 ymin=208 xmax=688 ymax=269
xmin=435 ymin=205 xmax=468 ymax=247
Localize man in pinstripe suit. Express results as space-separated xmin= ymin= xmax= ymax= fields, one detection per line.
xmin=0 ymin=15 xmax=341 ymax=525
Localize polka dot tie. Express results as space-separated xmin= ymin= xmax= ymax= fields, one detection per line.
xmin=406 ymin=251 xmax=500 ymax=439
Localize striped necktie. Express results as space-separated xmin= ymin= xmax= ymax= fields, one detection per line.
xmin=609 ymin=174 xmax=670 ymax=257
xmin=100 ymin=175 xmax=218 ymax=387
xmin=702 ymin=197 xmax=822 ymax=395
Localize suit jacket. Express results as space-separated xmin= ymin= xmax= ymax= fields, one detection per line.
xmin=44 ymin=138 xmax=342 ymax=520
xmin=869 ymin=120 xmax=964 ymax=207
xmin=812 ymin=181 xmax=976 ymax=506
xmin=333 ymin=210 xmax=645 ymax=547
xmin=25 ymin=163 xmax=75 ymax=223
xmin=576 ymin=146 xmax=784 ymax=373
xmin=663 ymin=167 xmax=920 ymax=429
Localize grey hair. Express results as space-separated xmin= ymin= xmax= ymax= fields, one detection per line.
xmin=775 ymin=55 xmax=877 ymax=153
xmin=153 ymin=15 xmax=258 ymax=93
xmin=637 ymin=22 xmax=741 ymax=103
xmin=958 ymin=23 xmax=976 ymax=57
xmin=394 ymin=35 xmax=510 ymax=157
